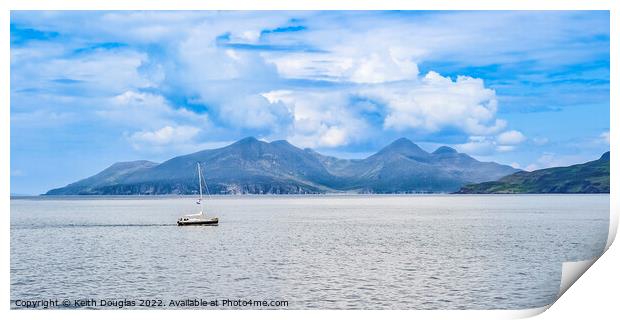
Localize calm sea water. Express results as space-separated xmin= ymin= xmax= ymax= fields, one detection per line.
xmin=11 ymin=195 xmax=609 ymax=309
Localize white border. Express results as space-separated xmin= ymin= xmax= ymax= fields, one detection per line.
xmin=2 ymin=1 xmax=617 ymax=319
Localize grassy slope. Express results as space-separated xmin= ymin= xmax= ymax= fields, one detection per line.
xmin=457 ymin=152 xmax=609 ymax=194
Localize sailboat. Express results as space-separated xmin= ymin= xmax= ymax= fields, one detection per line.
xmin=177 ymin=163 xmax=219 ymax=226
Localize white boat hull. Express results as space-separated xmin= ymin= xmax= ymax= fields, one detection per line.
xmin=177 ymin=217 xmax=219 ymax=226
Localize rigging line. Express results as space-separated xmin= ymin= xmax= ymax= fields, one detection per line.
xmin=200 ymin=162 xmax=212 ymax=198
xmin=192 ymin=165 xmax=199 ymax=197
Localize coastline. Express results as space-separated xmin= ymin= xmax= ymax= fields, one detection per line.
xmin=10 ymin=193 xmax=611 ymax=201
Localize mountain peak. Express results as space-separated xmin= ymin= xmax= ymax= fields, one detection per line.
xmin=233 ymin=136 xmax=261 ymax=145
xmin=271 ymin=139 xmax=293 ymax=146
xmin=378 ymin=138 xmax=427 ymax=156
xmin=600 ymin=151 xmax=610 ymax=161
xmin=391 ymin=137 xmax=415 ymax=146
xmin=433 ymin=146 xmax=458 ymax=155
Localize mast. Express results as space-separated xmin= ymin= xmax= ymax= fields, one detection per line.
xmin=197 ymin=163 xmax=204 ymax=214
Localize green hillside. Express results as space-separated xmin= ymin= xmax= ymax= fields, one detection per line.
xmin=457 ymin=152 xmax=609 ymax=194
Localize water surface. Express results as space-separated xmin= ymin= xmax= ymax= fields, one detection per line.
xmin=10 ymin=194 xmax=609 ymax=309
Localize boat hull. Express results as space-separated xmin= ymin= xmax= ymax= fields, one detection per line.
xmin=177 ymin=218 xmax=219 ymax=226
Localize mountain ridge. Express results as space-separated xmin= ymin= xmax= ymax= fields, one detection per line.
xmin=46 ymin=137 xmax=520 ymax=195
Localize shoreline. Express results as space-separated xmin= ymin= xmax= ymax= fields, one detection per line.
xmin=10 ymin=193 xmax=611 ymax=201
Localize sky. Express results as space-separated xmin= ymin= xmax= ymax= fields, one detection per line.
xmin=10 ymin=11 xmax=610 ymax=195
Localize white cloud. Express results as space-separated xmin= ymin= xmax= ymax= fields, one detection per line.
xmin=267 ymin=47 xmax=421 ymax=84
xmin=128 ymin=125 xmax=200 ymax=148
xmin=98 ymin=91 xmax=205 ymax=130
xmin=14 ymin=11 xmax=567 ymax=156
xmin=497 ymin=130 xmax=526 ymax=145
xmin=12 ymin=46 xmax=152 ymax=97
xmin=319 ymin=126 xmax=348 ymax=147
xmin=456 ymin=130 xmax=525 ymax=155
xmin=347 ymin=50 xmax=420 ymax=84
xmin=262 ymin=90 xmax=370 ymax=148
xmin=496 ymin=145 xmax=516 ymax=152
xmin=217 ymin=94 xmax=292 ymax=130
xmin=456 ymin=136 xmax=496 ymax=155
xmin=96 ymin=91 xmax=213 ymax=155
xmin=368 ymin=71 xmax=504 ymax=135
xmin=263 ymin=69 xmax=517 ymax=151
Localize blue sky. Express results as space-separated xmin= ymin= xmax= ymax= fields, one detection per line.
xmin=10 ymin=11 xmax=610 ymax=195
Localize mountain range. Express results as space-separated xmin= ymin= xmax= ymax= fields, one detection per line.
xmin=45 ymin=137 xmax=519 ymax=195
xmin=457 ymin=152 xmax=610 ymax=194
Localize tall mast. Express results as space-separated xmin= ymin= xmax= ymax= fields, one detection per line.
xmin=197 ymin=163 xmax=204 ymax=213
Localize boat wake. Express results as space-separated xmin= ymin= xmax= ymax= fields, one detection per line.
xmin=12 ymin=223 xmax=175 ymax=230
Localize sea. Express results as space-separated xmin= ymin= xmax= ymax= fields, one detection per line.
xmin=10 ymin=194 xmax=609 ymax=309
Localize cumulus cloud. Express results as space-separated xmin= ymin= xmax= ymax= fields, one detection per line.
xmin=374 ymin=72 xmax=506 ymax=135
xmin=216 ymin=94 xmax=292 ymax=130
xmin=456 ymin=136 xmax=496 ymax=155
xmin=98 ymin=91 xmax=204 ymax=130
xmin=456 ymin=130 xmax=526 ymax=155
xmin=262 ymin=69 xmax=517 ymax=150
xmin=339 ymin=49 xmax=420 ymax=84
xmin=267 ymin=46 xmax=422 ymax=84
xmin=15 ymin=10 xmax=590 ymax=158
xmin=125 ymin=125 xmax=233 ymax=155
xmin=349 ymin=52 xmax=415 ymax=83
xmin=11 ymin=12 xmax=518 ymax=151
xmin=370 ymin=72 xmax=505 ymax=135
xmin=497 ymin=130 xmax=526 ymax=145
xmin=272 ymin=58 xmax=509 ymax=145
xmin=318 ymin=127 xmax=347 ymax=147
xmin=262 ymin=90 xmax=370 ymax=148
xmin=129 ymin=125 xmax=200 ymax=147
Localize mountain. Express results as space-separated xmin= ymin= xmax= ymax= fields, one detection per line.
xmin=45 ymin=137 xmax=518 ymax=195
xmin=456 ymin=152 xmax=610 ymax=194
xmin=314 ymin=138 xmax=518 ymax=193
xmin=46 ymin=160 xmax=159 ymax=195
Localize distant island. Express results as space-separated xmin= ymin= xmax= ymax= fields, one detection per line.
xmin=45 ymin=137 xmax=609 ymax=195
xmin=46 ymin=137 xmax=519 ymax=195
xmin=457 ymin=152 xmax=610 ymax=194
